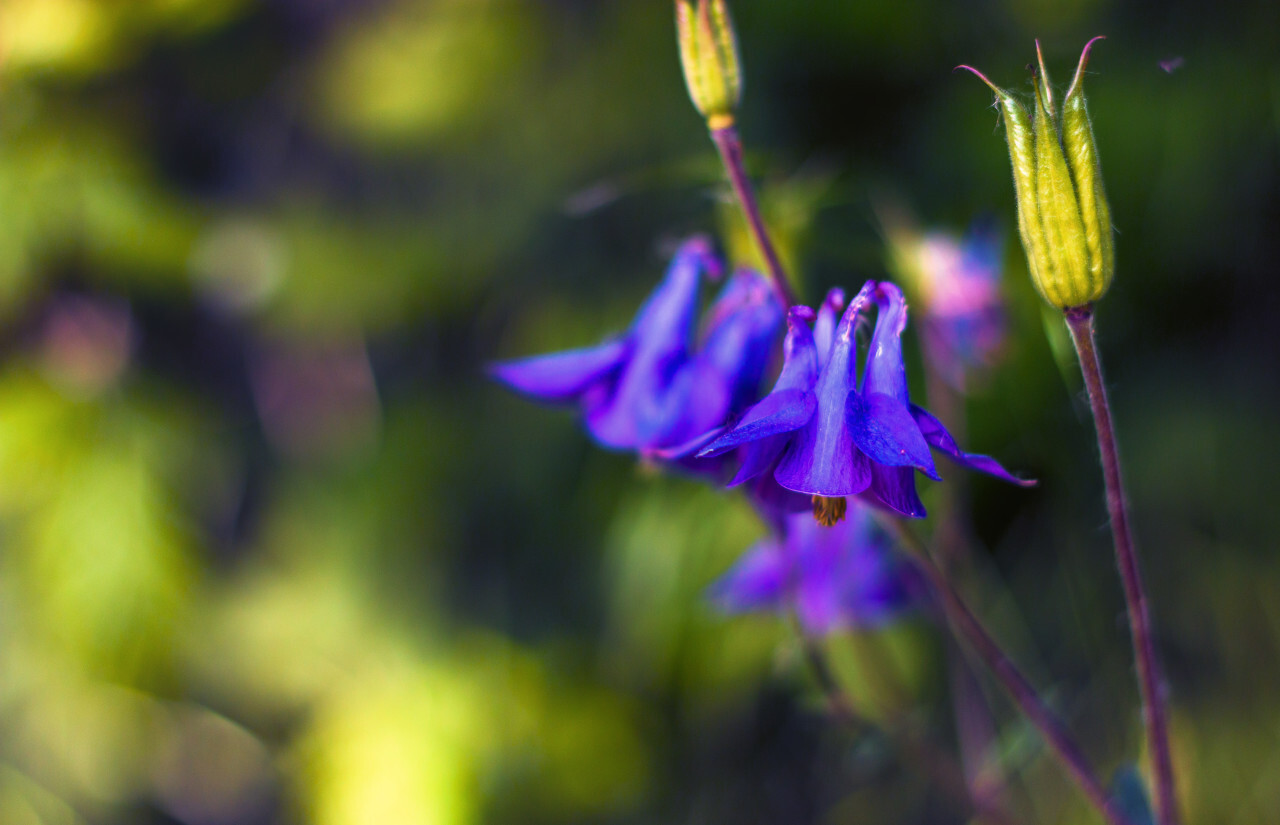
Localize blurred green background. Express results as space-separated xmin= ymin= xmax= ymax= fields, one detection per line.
xmin=0 ymin=0 xmax=1276 ymax=823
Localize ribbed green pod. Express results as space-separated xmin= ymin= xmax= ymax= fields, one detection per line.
xmin=675 ymin=0 xmax=742 ymax=127
xmin=962 ymin=39 xmax=1115 ymax=310
xmin=995 ymin=92 xmax=1056 ymax=303
xmin=1062 ymin=40 xmax=1114 ymax=302
xmin=1035 ymin=39 xmax=1056 ymax=119
xmin=706 ymin=0 xmax=741 ymax=110
xmin=1031 ymin=74 xmax=1090 ymax=308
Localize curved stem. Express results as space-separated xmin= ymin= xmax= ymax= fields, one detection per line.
xmin=879 ymin=516 xmax=1135 ymax=825
xmin=1064 ymin=306 xmax=1180 ymax=825
xmin=924 ymin=377 xmax=1006 ymax=794
xmin=792 ymin=624 xmax=1019 ymax=825
xmin=708 ymin=124 xmax=798 ymax=308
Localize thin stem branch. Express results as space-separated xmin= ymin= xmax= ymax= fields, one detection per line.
xmin=792 ymin=625 xmax=1019 ymax=825
xmin=708 ymin=124 xmax=798 ymax=308
xmin=1065 ymin=306 xmax=1180 ymax=825
xmin=922 ymin=363 xmax=1010 ymax=798
xmin=879 ymin=515 xmax=1134 ymax=825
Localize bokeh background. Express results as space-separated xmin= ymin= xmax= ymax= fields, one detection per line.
xmin=0 ymin=0 xmax=1277 ymax=823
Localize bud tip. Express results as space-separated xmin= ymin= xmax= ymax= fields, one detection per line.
xmin=1035 ymin=39 xmax=1055 ymax=114
xmin=955 ymin=64 xmax=1003 ymax=96
xmin=1067 ymin=35 xmax=1107 ymax=99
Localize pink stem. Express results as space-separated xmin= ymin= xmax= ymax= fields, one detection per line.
xmin=1065 ymin=306 xmax=1180 ymax=825
xmin=708 ymin=124 xmax=798 ymax=308
xmin=880 ymin=517 xmax=1135 ymax=825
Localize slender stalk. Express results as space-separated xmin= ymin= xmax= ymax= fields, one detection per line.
xmin=879 ymin=516 xmax=1134 ymax=825
xmin=949 ymin=637 xmax=1003 ymax=795
xmin=1064 ymin=306 xmax=1180 ymax=825
xmin=922 ymin=373 xmax=1007 ymax=797
xmin=793 ymin=624 xmax=1019 ymax=825
xmin=708 ymin=124 xmax=798 ymax=308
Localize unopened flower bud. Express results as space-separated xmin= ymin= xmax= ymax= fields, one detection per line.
xmin=961 ymin=38 xmax=1113 ymax=310
xmin=675 ymin=0 xmax=742 ymax=129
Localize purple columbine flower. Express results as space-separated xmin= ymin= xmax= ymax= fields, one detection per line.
xmin=490 ymin=238 xmax=782 ymax=453
xmin=699 ymin=279 xmax=1031 ymax=522
xmin=698 ymin=281 xmax=934 ymax=524
xmin=708 ymin=504 xmax=922 ymax=634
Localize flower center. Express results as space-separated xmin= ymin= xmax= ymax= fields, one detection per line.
xmin=811 ymin=495 xmax=847 ymax=527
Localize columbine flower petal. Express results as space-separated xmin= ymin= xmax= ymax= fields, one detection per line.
xmin=584 ymin=239 xmax=714 ymax=447
xmin=494 ymin=237 xmax=773 ymax=453
xmin=698 ymin=307 xmax=819 ymax=486
xmin=853 ymin=281 xmax=939 ymax=477
xmin=709 ymin=505 xmax=922 ymax=634
xmin=705 ymin=537 xmax=786 ymax=612
xmin=658 ymin=269 xmax=784 ymax=451
xmin=702 ymin=389 xmax=816 ymax=456
xmin=773 ymin=283 xmax=876 ymax=496
xmin=910 ymin=404 xmax=1037 ymax=487
xmin=488 ymin=338 xmax=629 ymax=402
xmin=846 ymin=392 xmax=938 ymax=477
xmin=812 ymin=287 xmax=845 ymax=371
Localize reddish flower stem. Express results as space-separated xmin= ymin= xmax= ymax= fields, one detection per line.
xmin=708 ymin=124 xmax=798 ymax=308
xmin=879 ymin=516 xmax=1135 ymax=825
xmin=1065 ymin=306 xmax=1180 ymax=825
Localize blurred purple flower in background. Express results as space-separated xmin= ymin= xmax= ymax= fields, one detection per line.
xmin=889 ymin=220 xmax=1007 ymax=391
xmin=250 ymin=335 xmax=381 ymax=461
xmin=708 ymin=505 xmax=922 ymax=634
xmin=38 ymin=294 xmax=135 ymax=399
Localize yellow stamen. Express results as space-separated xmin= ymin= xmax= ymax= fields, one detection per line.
xmin=812 ymin=495 xmax=847 ymax=527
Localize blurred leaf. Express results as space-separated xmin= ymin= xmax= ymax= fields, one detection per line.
xmin=0 ymin=0 xmax=249 ymax=77
xmin=601 ymin=481 xmax=784 ymax=709
xmin=0 ymin=0 xmax=119 ymax=76
xmin=311 ymin=0 xmax=543 ymax=152
xmin=526 ymin=686 xmax=649 ymax=814
xmin=192 ymin=557 xmax=389 ymax=716
xmin=287 ymin=630 xmax=649 ymax=825
xmin=0 ymin=374 xmax=82 ymax=513
xmin=292 ymin=657 xmax=488 ymax=825
xmin=0 ymin=766 xmax=85 ymax=825
xmin=0 ymin=114 xmax=204 ymax=315
xmin=824 ymin=623 xmax=940 ymax=725
xmin=19 ymin=441 xmax=196 ymax=682
xmin=0 ymin=369 xmax=199 ymax=685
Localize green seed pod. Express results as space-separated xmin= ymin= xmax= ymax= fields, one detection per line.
xmin=675 ymin=0 xmax=742 ymax=129
xmin=961 ymin=38 xmax=1114 ymax=309
xmin=1062 ymin=40 xmax=1114 ymax=301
